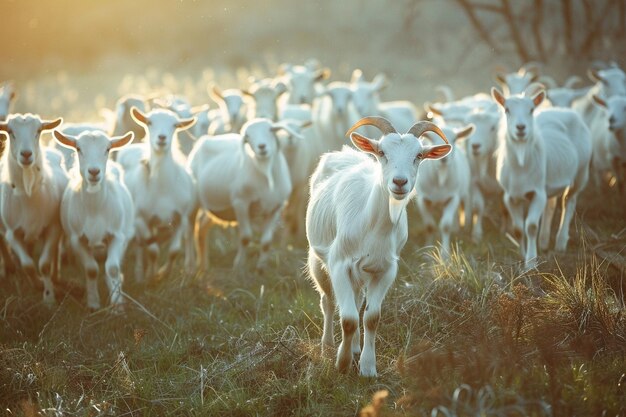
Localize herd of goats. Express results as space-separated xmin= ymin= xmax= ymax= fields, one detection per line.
xmin=0 ymin=59 xmax=624 ymax=376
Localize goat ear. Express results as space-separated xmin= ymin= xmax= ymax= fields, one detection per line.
xmin=351 ymin=69 xmax=364 ymax=84
xmin=110 ymin=132 xmax=134 ymax=149
xmin=350 ymin=132 xmax=379 ymax=154
xmin=274 ymin=81 xmax=288 ymax=96
xmin=455 ymin=124 xmax=475 ymax=140
xmin=315 ymin=68 xmax=331 ymax=82
xmin=271 ymin=123 xmax=304 ymax=141
xmin=424 ymin=102 xmax=442 ymax=117
xmin=491 ymin=87 xmax=506 ymax=107
xmin=532 ymin=90 xmax=545 ymax=108
xmin=53 ymin=130 xmax=77 ymax=149
xmin=420 ymin=144 xmax=452 ymax=160
xmin=208 ymin=84 xmax=224 ymax=103
xmin=131 ymin=107 xmax=149 ymax=126
xmin=176 ymin=117 xmax=196 ymax=130
xmin=373 ymin=74 xmax=388 ymax=91
xmin=301 ymin=120 xmax=313 ymax=129
xmin=42 ymin=117 xmax=63 ymax=131
xmin=588 ymin=69 xmax=604 ymax=84
xmin=592 ymin=94 xmax=607 ymax=108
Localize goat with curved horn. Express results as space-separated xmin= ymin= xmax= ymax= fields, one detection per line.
xmin=345 ymin=115 xmax=397 ymax=137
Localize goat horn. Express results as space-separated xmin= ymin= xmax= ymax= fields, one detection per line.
xmin=564 ymin=75 xmax=582 ymax=89
xmin=407 ymin=121 xmax=449 ymax=144
xmin=346 ymin=116 xmax=397 ymax=137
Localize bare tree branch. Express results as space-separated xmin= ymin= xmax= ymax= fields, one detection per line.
xmin=454 ymin=0 xmax=501 ymax=53
xmin=581 ymin=0 xmax=619 ymax=55
xmin=499 ymin=0 xmax=532 ymax=62
xmin=532 ymin=0 xmax=547 ymax=61
xmin=561 ymin=0 xmax=573 ymax=54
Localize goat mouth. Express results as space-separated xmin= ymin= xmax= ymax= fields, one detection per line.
xmin=257 ymin=150 xmax=269 ymax=158
xmin=390 ymin=189 xmax=408 ymax=200
xmin=19 ymin=158 xmax=33 ymax=167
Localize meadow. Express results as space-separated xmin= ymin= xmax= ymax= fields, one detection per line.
xmin=1 ymin=0 xmax=626 ymax=415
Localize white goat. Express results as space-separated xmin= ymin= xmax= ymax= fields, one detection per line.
xmin=494 ymin=63 xmax=541 ymax=96
xmin=350 ymin=70 xmax=418 ymax=133
xmin=110 ymin=94 xmax=148 ymax=142
xmin=53 ymin=130 xmax=134 ymax=310
xmin=207 ymin=85 xmax=247 ymax=135
xmin=306 ymin=116 xmax=451 ymax=377
xmin=574 ymin=66 xmax=626 ymax=128
xmin=542 ymin=75 xmax=590 ymax=108
xmin=415 ymin=124 xmax=473 ymax=257
xmin=0 ymin=114 xmax=66 ymax=303
xmin=463 ymin=110 xmax=502 ymax=241
xmin=590 ymin=94 xmax=626 ymax=195
xmin=188 ymin=118 xmax=294 ymax=273
xmin=492 ymin=88 xmax=592 ymax=270
xmin=0 ymin=82 xmax=17 ymax=276
xmin=277 ymin=118 xmax=316 ymax=239
xmin=151 ymin=95 xmax=210 ymax=155
xmin=312 ymin=81 xmax=360 ymax=152
xmin=278 ymin=63 xmax=330 ymax=105
xmin=118 ymin=108 xmax=197 ymax=282
xmin=243 ymin=78 xmax=287 ymax=121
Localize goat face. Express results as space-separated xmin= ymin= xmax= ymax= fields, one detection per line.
xmin=53 ymin=130 xmax=133 ymax=193
xmin=0 ymin=114 xmax=62 ymax=168
xmin=325 ymin=83 xmax=353 ymax=117
xmin=348 ymin=118 xmax=452 ymax=201
xmin=131 ymin=108 xmax=195 ymax=155
xmin=465 ymin=111 xmax=499 ymax=158
xmin=589 ymin=67 xmax=626 ymax=98
xmin=242 ymin=119 xmax=280 ymax=161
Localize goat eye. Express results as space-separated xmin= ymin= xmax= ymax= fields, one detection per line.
xmin=377 ymin=150 xmax=385 ymax=157
xmin=505 ymin=108 xmax=510 ymax=114
xmin=76 ymin=146 xmax=82 ymax=153
xmin=417 ymin=152 xmax=424 ymax=160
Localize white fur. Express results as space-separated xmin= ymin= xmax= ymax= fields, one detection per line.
xmin=312 ymin=81 xmax=360 ymax=152
xmin=54 ymin=130 xmax=134 ymax=309
xmin=188 ymin=118 xmax=293 ymax=273
xmin=415 ymin=125 xmax=472 ymax=256
xmin=350 ymin=70 xmax=418 ymax=133
xmin=493 ymin=88 xmax=592 ymax=270
xmin=0 ymin=114 xmax=67 ymax=304
xmin=207 ymin=86 xmax=247 ymax=135
xmin=589 ymin=95 xmax=626 ymax=193
xmin=118 ymin=108 xmax=197 ymax=282
xmin=306 ymin=118 xmax=451 ymax=376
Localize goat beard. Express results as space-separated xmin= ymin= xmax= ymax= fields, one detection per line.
xmin=510 ymin=141 xmax=527 ymax=167
xmin=21 ymin=165 xmax=38 ymax=197
xmin=388 ymin=192 xmax=411 ymax=225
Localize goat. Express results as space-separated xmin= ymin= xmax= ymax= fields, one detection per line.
xmin=53 ymin=130 xmax=134 ymax=310
xmin=306 ymin=116 xmax=450 ymax=376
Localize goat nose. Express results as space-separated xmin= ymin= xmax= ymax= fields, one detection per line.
xmin=472 ymin=143 xmax=480 ymax=150
xmin=20 ymin=150 xmax=32 ymax=158
xmin=516 ymin=124 xmax=525 ymax=131
xmin=158 ymin=134 xmax=166 ymax=142
xmin=88 ymin=168 xmax=100 ymax=177
xmin=258 ymin=143 xmax=266 ymax=150
xmin=393 ymin=177 xmax=408 ymax=187
xmin=609 ymin=116 xmax=616 ymax=125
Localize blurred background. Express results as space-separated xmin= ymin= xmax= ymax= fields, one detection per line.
xmin=2 ymin=0 xmax=624 ymax=120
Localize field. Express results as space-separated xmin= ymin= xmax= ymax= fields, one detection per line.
xmin=1 ymin=0 xmax=626 ymax=416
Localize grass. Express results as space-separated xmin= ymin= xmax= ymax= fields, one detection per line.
xmin=2 ymin=195 xmax=625 ymax=416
